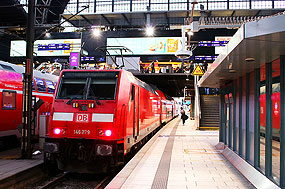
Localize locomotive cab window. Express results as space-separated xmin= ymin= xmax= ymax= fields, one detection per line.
xmin=89 ymin=79 xmax=117 ymax=100
xmin=35 ymin=78 xmax=47 ymax=92
xmin=57 ymin=78 xmax=87 ymax=99
xmin=2 ymin=90 xmax=16 ymax=109
xmin=56 ymin=72 xmax=119 ymax=100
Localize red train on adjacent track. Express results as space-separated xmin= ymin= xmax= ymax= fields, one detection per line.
xmin=44 ymin=69 xmax=176 ymax=173
xmin=0 ymin=61 xmax=58 ymax=146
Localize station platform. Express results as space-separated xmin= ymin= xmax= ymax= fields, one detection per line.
xmin=0 ymin=148 xmax=43 ymax=188
xmin=106 ymin=118 xmax=256 ymax=189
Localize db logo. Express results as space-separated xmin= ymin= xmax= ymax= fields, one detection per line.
xmin=77 ymin=114 xmax=88 ymax=122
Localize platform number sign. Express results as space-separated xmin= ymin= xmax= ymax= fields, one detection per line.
xmin=77 ymin=114 xmax=88 ymax=122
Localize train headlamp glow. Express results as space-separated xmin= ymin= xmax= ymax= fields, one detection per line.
xmin=105 ymin=130 xmax=112 ymax=137
xmin=89 ymin=103 xmax=94 ymax=108
xmin=73 ymin=103 xmax=79 ymax=108
xmin=53 ymin=128 xmax=61 ymax=135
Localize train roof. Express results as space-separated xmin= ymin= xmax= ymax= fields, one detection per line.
xmin=0 ymin=60 xmax=58 ymax=81
xmin=60 ymin=69 xmax=161 ymax=97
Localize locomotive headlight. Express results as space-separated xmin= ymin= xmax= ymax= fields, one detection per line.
xmin=89 ymin=103 xmax=94 ymax=108
xmin=73 ymin=103 xmax=79 ymax=108
xmin=53 ymin=128 xmax=61 ymax=135
xmin=105 ymin=130 xmax=112 ymax=137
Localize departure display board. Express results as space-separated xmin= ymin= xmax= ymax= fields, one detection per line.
xmin=38 ymin=43 xmax=70 ymax=51
xmin=10 ymin=39 xmax=81 ymax=57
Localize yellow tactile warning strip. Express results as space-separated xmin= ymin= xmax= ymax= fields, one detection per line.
xmin=151 ymin=119 xmax=179 ymax=189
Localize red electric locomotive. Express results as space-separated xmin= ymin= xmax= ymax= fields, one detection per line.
xmin=44 ymin=69 xmax=174 ymax=173
xmin=0 ymin=61 xmax=58 ymax=146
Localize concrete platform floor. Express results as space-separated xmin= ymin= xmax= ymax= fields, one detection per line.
xmin=107 ymin=118 xmax=256 ymax=189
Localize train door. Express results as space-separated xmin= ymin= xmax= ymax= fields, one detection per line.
xmin=132 ymin=85 xmax=139 ymax=140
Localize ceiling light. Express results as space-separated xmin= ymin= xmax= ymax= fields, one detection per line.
xmin=187 ymin=31 xmax=194 ymax=36
xmin=92 ymin=28 xmax=101 ymax=37
xmin=245 ymin=57 xmax=255 ymax=62
xmin=146 ymin=26 xmax=154 ymax=36
xmin=45 ymin=32 xmax=51 ymax=38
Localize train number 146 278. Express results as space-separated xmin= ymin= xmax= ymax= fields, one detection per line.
xmin=74 ymin=130 xmax=90 ymax=135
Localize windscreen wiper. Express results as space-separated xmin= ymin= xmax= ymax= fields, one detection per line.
xmin=66 ymin=97 xmax=78 ymax=105
xmin=88 ymin=87 xmax=101 ymax=105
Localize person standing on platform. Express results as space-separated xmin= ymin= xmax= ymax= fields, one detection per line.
xmin=180 ymin=107 xmax=187 ymax=125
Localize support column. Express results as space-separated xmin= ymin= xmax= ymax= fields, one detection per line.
xmin=246 ymin=73 xmax=250 ymax=160
xmin=229 ymin=93 xmax=232 ymax=148
xmin=239 ymin=77 xmax=243 ymax=156
xmin=280 ymin=56 xmax=285 ymax=187
xmin=224 ymin=94 xmax=227 ymax=145
xmin=265 ymin=62 xmax=272 ymax=177
xmin=233 ymin=79 xmax=237 ymax=151
xmin=220 ymin=92 xmax=225 ymax=143
xmin=22 ymin=0 xmax=35 ymax=159
xmin=254 ymin=68 xmax=260 ymax=168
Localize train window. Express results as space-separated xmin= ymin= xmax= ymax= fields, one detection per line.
xmin=45 ymin=80 xmax=55 ymax=93
xmin=35 ymin=78 xmax=47 ymax=92
xmin=57 ymin=78 xmax=87 ymax=99
xmin=2 ymin=90 xmax=16 ymax=109
xmin=0 ymin=64 xmax=15 ymax=72
xmin=88 ymin=79 xmax=117 ymax=100
xmin=131 ymin=85 xmax=135 ymax=101
xmin=32 ymin=80 xmax=36 ymax=91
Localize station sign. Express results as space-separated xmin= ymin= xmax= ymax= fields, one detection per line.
xmin=191 ymin=65 xmax=204 ymax=76
xmin=70 ymin=52 xmax=80 ymax=67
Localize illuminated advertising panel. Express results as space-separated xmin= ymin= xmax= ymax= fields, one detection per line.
xmin=107 ymin=37 xmax=182 ymax=55
xmin=10 ymin=39 xmax=81 ymax=57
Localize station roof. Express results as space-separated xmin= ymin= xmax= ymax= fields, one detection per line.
xmin=198 ymin=13 xmax=285 ymax=88
xmin=63 ymin=9 xmax=283 ymax=29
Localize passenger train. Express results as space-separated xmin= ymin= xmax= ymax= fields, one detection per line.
xmin=44 ymin=69 xmax=177 ymax=173
xmin=0 ymin=61 xmax=58 ymax=146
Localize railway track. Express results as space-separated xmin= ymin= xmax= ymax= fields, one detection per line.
xmin=33 ymin=172 xmax=114 ymax=189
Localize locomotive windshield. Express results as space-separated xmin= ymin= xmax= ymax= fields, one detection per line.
xmin=56 ymin=71 xmax=119 ymax=100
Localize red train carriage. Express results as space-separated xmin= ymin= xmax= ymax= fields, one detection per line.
xmin=0 ymin=61 xmax=58 ymax=145
xmin=260 ymin=83 xmax=280 ymax=140
xmin=44 ymin=69 xmax=174 ymax=173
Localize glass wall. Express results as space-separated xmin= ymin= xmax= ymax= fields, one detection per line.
xmin=252 ymin=0 xmax=273 ymax=9
xmin=229 ymin=0 xmax=249 ymax=9
xmin=271 ymin=59 xmax=280 ymax=184
xmin=221 ymin=59 xmax=282 ymax=186
xmin=249 ymin=72 xmax=255 ymax=164
xmin=236 ymin=78 xmax=240 ymax=153
xmin=260 ymin=64 xmax=266 ymax=173
xmin=63 ymin=0 xmax=285 ymax=14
